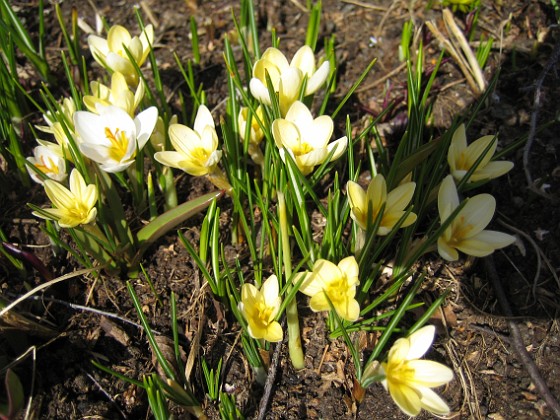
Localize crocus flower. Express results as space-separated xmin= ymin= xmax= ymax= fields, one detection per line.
xmin=36 ymin=97 xmax=78 ymax=161
xmin=238 ymin=275 xmax=283 ymax=342
xmin=34 ymin=169 xmax=98 ymax=228
xmin=448 ymin=124 xmax=513 ymax=182
xmin=381 ymin=325 xmax=454 ymax=417
xmin=26 ymin=144 xmax=67 ymax=184
xmin=347 ymin=174 xmax=417 ymax=235
xmin=272 ymin=101 xmax=346 ymax=175
xmin=88 ymin=24 xmax=154 ymax=85
xmin=437 ymin=175 xmax=515 ymax=261
xmin=294 ymin=256 xmax=360 ymax=322
xmin=154 ymin=105 xmax=222 ymax=176
xmin=74 ymin=105 xmax=157 ymax=173
xmin=250 ymin=46 xmax=330 ymax=115
xmin=84 ymin=72 xmax=144 ymax=116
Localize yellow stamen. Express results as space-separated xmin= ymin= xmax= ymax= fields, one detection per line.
xmin=105 ymin=127 xmax=130 ymax=162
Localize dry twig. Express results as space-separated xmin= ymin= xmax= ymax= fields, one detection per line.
xmin=484 ymin=256 xmax=560 ymax=418
xmin=523 ymin=39 xmax=560 ymax=190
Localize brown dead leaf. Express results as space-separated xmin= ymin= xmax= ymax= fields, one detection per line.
xmin=100 ymin=316 xmax=130 ymax=346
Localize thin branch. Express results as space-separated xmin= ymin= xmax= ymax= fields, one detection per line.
xmin=523 ymin=39 xmax=560 ymax=189
xmin=484 ymin=256 xmax=560 ymax=418
xmin=256 ymin=336 xmax=284 ymax=420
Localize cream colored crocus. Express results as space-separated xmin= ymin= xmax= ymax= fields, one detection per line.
xmin=295 ymin=256 xmax=360 ymax=322
xmin=438 ymin=175 xmax=515 ymax=261
xmin=238 ymin=106 xmax=265 ymax=166
xmin=154 ymin=105 xmax=222 ymax=176
xmin=381 ymin=325 xmax=454 ymax=417
xmin=250 ymin=46 xmax=330 ymax=115
xmin=34 ymin=169 xmax=98 ymax=228
xmin=88 ymin=24 xmax=154 ymax=86
xmin=74 ymin=105 xmax=158 ymax=173
xmin=448 ymin=124 xmax=513 ymax=182
xmin=347 ymin=174 xmax=417 ymax=235
xmin=84 ymin=72 xmax=144 ymax=116
xmin=36 ymin=97 xmax=78 ymax=161
xmin=272 ymin=101 xmax=346 ymax=175
xmin=26 ymin=144 xmax=67 ymax=184
xmin=238 ymin=275 xmax=283 ymax=342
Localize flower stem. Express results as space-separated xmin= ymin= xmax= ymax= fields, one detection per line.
xmin=277 ymin=191 xmax=305 ymax=369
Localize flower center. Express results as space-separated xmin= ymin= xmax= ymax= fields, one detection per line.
xmin=105 ymin=127 xmax=131 ymax=162
xmin=448 ymin=215 xmax=474 ymax=245
xmin=191 ymin=147 xmax=211 ymax=166
xmin=324 ymin=276 xmax=350 ymax=305
xmin=293 ymin=141 xmax=313 ymax=156
xmin=254 ymin=300 xmax=274 ymax=327
xmin=385 ymin=360 xmax=416 ymax=386
xmin=35 ymin=156 xmax=60 ymax=175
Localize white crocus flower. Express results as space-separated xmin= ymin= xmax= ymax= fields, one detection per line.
xmin=26 ymin=144 xmax=67 ymax=184
xmin=88 ymin=24 xmax=154 ymax=86
xmin=437 ymin=175 xmax=516 ymax=261
xmin=272 ymin=101 xmax=346 ymax=175
xmin=250 ymin=46 xmax=330 ymax=116
xmin=74 ymin=105 xmax=158 ymax=173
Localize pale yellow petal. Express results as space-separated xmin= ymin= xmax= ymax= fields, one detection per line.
xmin=388 ymin=383 xmax=422 ymax=417
xmin=264 ymin=321 xmax=283 ymax=343
xmin=459 ymin=194 xmax=495 ymax=237
xmin=338 ymin=256 xmax=359 ymax=284
xmin=437 ymin=237 xmax=459 ymax=261
xmin=309 ymin=291 xmax=330 ymax=312
xmin=290 ymin=45 xmax=315 ymax=75
xmin=438 ymin=175 xmax=459 ymax=221
xmin=306 ymin=60 xmax=330 ymax=95
xmin=418 ymin=386 xmax=451 ymax=415
xmin=107 ymin=25 xmax=132 ymax=54
xmin=466 ymin=135 xmax=496 ymax=168
xmin=406 ymin=360 xmax=454 ymax=387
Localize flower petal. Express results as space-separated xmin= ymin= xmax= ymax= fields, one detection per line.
xmin=456 ymin=230 xmax=516 ymax=257
xmin=306 ymin=60 xmax=330 ymax=95
xmin=406 ymin=325 xmax=435 ymax=360
xmin=290 ymin=45 xmax=315 ymax=75
xmin=264 ymin=321 xmax=284 ymax=342
xmin=406 ymin=360 xmax=454 ymax=387
xmin=459 ymin=194 xmax=495 ymax=237
xmin=135 ymin=106 xmax=158 ymax=149
xmin=193 ymin=105 xmax=215 ymax=134
xmin=418 ymin=386 xmax=451 ymax=415
xmin=388 ymin=383 xmax=422 ymax=417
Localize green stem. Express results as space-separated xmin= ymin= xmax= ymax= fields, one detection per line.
xmin=278 ymin=191 xmax=305 ymax=369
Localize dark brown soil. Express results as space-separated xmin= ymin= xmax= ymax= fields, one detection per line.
xmin=1 ymin=0 xmax=559 ymax=419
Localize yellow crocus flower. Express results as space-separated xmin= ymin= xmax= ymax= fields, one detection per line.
xmin=34 ymin=169 xmax=98 ymax=228
xmin=381 ymin=325 xmax=454 ymax=417
xmin=295 ymin=256 xmax=360 ymax=322
xmin=84 ymin=72 xmax=144 ymax=116
xmin=437 ymin=175 xmax=515 ymax=261
xmin=272 ymin=101 xmax=347 ymax=175
xmin=250 ymin=46 xmax=330 ymax=116
xmin=347 ymin=174 xmax=417 ymax=235
xmin=238 ymin=275 xmax=283 ymax=342
xmin=154 ymin=105 xmax=222 ymax=176
xmin=448 ymin=124 xmax=513 ymax=183
xmin=88 ymin=24 xmax=154 ymax=86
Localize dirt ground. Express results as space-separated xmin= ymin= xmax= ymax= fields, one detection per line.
xmin=1 ymin=0 xmax=560 ymax=419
